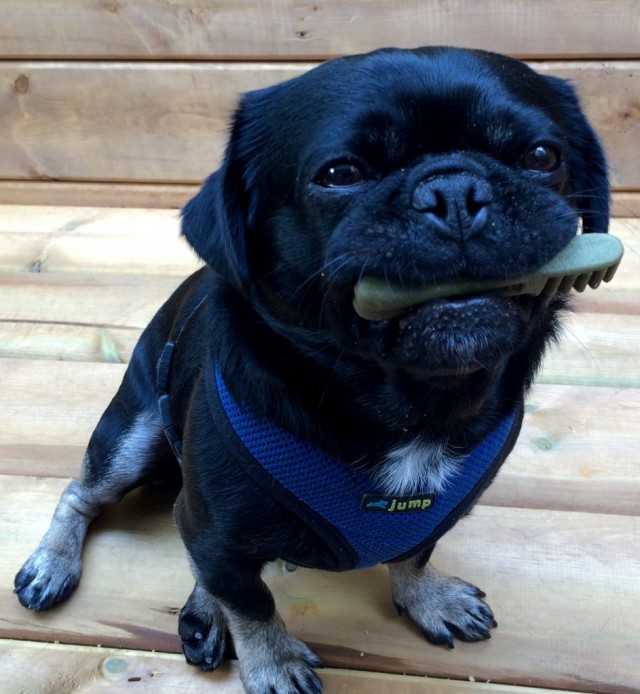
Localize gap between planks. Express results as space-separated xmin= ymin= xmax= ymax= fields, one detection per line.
xmin=0 ymin=183 xmax=638 ymax=216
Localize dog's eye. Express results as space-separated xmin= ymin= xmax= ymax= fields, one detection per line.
xmin=315 ymin=161 xmax=365 ymax=188
xmin=523 ymin=145 xmax=561 ymax=173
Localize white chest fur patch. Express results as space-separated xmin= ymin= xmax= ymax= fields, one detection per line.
xmin=375 ymin=440 xmax=462 ymax=496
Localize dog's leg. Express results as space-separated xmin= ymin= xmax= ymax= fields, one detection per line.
xmin=389 ymin=553 xmax=497 ymax=648
xmin=177 ymin=545 xmax=323 ymax=693
xmin=14 ymin=399 xmax=167 ymax=612
xmin=227 ymin=604 xmax=324 ymax=694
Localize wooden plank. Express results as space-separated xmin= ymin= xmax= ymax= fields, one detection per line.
xmin=0 ymin=205 xmax=200 ymax=276
xmin=1 ymin=268 xmax=638 ymax=370
xmin=1 ymin=62 xmax=638 ymax=189
xmin=1 ymin=475 xmax=637 ymax=692
xmin=0 ymin=62 xmax=298 ymax=184
xmin=0 ymin=181 xmax=637 ymax=215
xmin=0 ymin=359 xmax=123 ymax=451
xmin=612 ymin=192 xmax=640 ymax=218
xmin=539 ymin=312 xmax=640 ymax=387
xmin=0 ymin=641 xmax=587 ymax=694
xmin=479 ymin=383 xmax=640 ymax=516
xmin=1 ymin=207 xmax=636 ymax=280
xmin=0 ymin=358 xmax=638 ymax=517
xmin=1 ymin=273 xmax=183 ymax=329
xmin=2 ymin=311 xmax=639 ymax=390
xmin=0 ymin=322 xmax=137 ymax=364
xmin=0 ymin=211 xmax=637 ymax=304
xmin=534 ymin=62 xmax=640 ymax=190
xmin=1 ymin=0 xmax=639 ymax=60
xmin=0 ymin=206 xmax=637 ymax=373
xmin=0 ymin=181 xmax=198 ymax=209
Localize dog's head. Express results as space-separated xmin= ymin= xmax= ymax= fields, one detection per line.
xmin=182 ymin=47 xmax=608 ymax=391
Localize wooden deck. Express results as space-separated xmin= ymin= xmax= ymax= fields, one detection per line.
xmin=1 ymin=0 xmax=639 ymax=689
xmin=0 ymin=205 xmax=638 ymax=693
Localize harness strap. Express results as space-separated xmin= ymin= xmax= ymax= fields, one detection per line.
xmin=207 ymin=355 xmax=524 ymax=570
xmin=156 ymin=294 xmax=208 ymax=464
xmin=157 ymin=342 xmax=183 ymax=463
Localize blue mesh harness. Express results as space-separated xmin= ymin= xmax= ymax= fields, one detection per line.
xmin=156 ymin=297 xmax=523 ymax=571
xmin=202 ymin=356 xmax=523 ymax=571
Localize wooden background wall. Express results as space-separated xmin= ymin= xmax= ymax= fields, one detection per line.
xmin=1 ymin=0 xmax=639 ymax=215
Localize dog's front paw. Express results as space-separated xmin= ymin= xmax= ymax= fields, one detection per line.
xmin=239 ymin=632 xmax=323 ymax=694
xmin=14 ymin=545 xmax=81 ymax=612
xmin=179 ymin=584 xmax=229 ymax=671
xmin=390 ymin=561 xmax=497 ymax=649
xmin=226 ymin=610 xmax=323 ymax=694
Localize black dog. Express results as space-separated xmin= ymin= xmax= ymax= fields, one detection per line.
xmin=15 ymin=47 xmax=608 ymax=693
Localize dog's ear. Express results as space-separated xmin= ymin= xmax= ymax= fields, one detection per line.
xmin=543 ymin=76 xmax=610 ymax=234
xmin=181 ymin=96 xmax=261 ymax=291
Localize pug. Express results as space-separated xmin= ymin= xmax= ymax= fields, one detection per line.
xmin=15 ymin=46 xmax=609 ymax=694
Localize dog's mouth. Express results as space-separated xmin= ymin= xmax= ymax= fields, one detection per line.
xmin=353 ymin=233 xmax=623 ymax=322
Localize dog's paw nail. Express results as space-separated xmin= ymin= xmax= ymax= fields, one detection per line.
xmin=393 ymin=600 xmax=406 ymax=616
xmin=305 ymin=652 xmax=324 ymax=669
xmin=421 ymin=627 xmax=454 ymax=649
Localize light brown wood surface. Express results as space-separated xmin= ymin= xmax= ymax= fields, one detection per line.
xmin=1 ymin=476 xmax=638 ymax=691
xmin=0 ymin=356 xmax=638 ymax=516
xmin=1 ymin=209 xmax=638 ymax=385
xmin=2 ymin=0 xmax=639 ymax=60
xmin=0 ymin=642 xmax=589 ymax=694
xmin=0 ymin=205 xmax=639 ymax=693
xmin=1 ymin=61 xmax=638 ymax=190
xmin=2 ymin=1 xmax=638 ymax=210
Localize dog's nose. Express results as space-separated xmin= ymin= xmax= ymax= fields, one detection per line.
xmin=412 ymin=173 xmax=492 ymax=238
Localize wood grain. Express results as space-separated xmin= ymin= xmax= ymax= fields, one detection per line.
xmin=0 ymin=641 xmax=587 ymax=694
xmin=4 ymin=207 xmax=637 ymax=278
xmin=1 ymin=476 xmax=638 ymax=692
xmin=2 ymin=311 xmax=639 ymax=389
xmin=0 ymin=205 xmax=199 ymax=276
xmin=2 ymin=0 xmax=639 ymax=60
xmin=0 ymin=357 xmax=637 ymax=517
xmin=1 ymin=212 xmax=638 ymax=384
xmin=1 ymin=62 xmax=638 ymax=189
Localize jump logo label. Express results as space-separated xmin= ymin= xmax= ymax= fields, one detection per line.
xmin=361 ymin=493 xmax=435 ymax=514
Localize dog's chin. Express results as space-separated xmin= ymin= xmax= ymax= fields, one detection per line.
xmin=351 ymin=293 xmax=538 ymax=380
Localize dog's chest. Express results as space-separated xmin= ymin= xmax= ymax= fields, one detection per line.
xmin=376 ymin=441 xmax=462 ymax=496
xmin=204 ymin=357 xmax=523 ymax=570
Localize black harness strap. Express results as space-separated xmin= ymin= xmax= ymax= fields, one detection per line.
xmin=157 ymin=341 xmax=182 ymax=463
xmin=156 ymin=295 xmax=209 ymax=465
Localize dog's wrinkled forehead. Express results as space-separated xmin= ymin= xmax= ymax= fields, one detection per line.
xmin=241 ymin=47 xmax=565 ymax=178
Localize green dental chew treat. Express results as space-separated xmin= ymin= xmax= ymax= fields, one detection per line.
xmin=353 ymin=233 xmax=624 ymax=321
